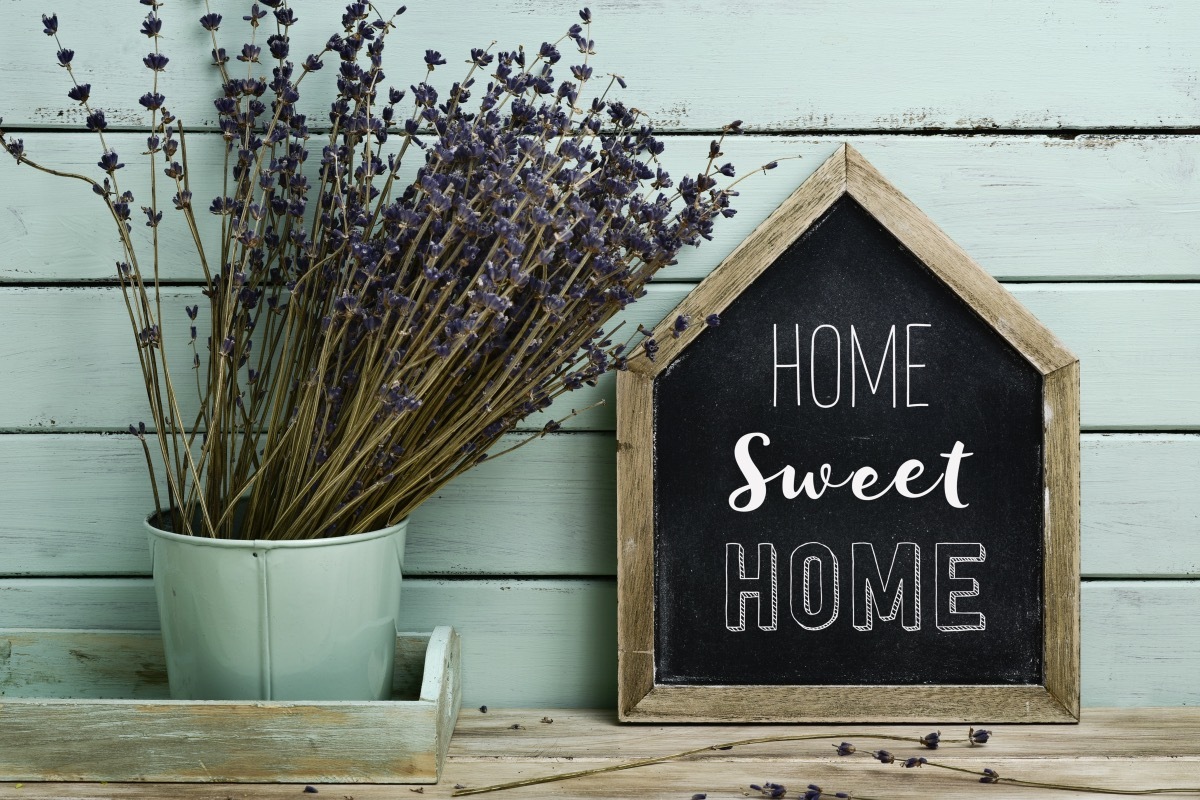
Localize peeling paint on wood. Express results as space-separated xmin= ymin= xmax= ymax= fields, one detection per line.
xmin=2 ymin=1 xmax=1198 ymax=131
xmin=0 ymin=628 xmax=461 ymax=783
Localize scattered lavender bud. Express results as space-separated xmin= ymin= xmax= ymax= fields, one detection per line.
xmin=672 ymin=314 xmax=690 ymax=338
xmin=691 ymin=795 xmax=706 ymax=800
xmin=980 ymin=768 xmax=1001 ymax=784
xmin=302 ymin=787 xmax=318 ymax=794
xmin=833 ymin=741 xmax=856 ymax=756
xmin=872 ymin=749 xmax=895 ymax=764
xmin=969 ymin=727 xmax=992 ymax=745
xmin=903 ymin=757 xmax=928 ymax=769
xmin=704 ymin=313 xmax=720 ymax=327
xmin=920 ymin=731 xmax=941 ymax=749
xmin=478 ymin=705 xmax=488 ymax=713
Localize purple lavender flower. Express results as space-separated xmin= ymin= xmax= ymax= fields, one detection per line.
xmin=140 ymin=15 xmax=162 ymax=37
xmin=969 ymin=727 xmax=992 ymax=745
xmin=84 ymin=110 xmax=107 ymax=132
xmin=41 ymin=13 xmax=57 ymax=36
xmin=97 ymin=150 xmax=123 ymax=173
xmin=904 ymin=756 xmax=929 ymax=768
xmin=138 ymin=92 xmax=165 ymax=111
xmin=920 ymin=731 xmax=941 ymax=749
xmin=199 ymin=12 xmax=222 ymax=31
xmin=56 ymin=48 xmax=73 ymax=66
xmin=833 ymin=742 xmax=856 ymax=756
xmin=424 ymin=49 xmax=446 ymax=68
xmin=142 ymin=52 xmax=168 ymax=71
xmin=980 ymin=768 xmax=1001 ymax=784
xmin=66 ymin=83 xmax=90 ymax=104
xmin=872 ymin=749 xmax=895 ymax=764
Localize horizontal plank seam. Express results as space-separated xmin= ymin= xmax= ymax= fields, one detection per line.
xmin=8 ymin=125 xmax=1200 ymax=136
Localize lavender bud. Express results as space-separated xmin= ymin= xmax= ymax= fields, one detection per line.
xmin=97 ymin=150 xmax=123 ymax=173
xmin=199 ymin=12 xmax=222 ymax=31
xmin=969 ymin=727 xmax=992 ymax=745
xmin=56 ymin=48 xmax=74 ymax=66
xmin=424 ymin=49 xmax=446 ymax=67
xmin=42 ymin=14 xmax=58 ymax=35
xmin=85 ymin=110 xmax=107 ymax=132
xmin=833 ymin=742 xmax=855 ymax=756
xmin=903 ymin=757 xmax=928 ymax=768
xmin=140 ymin=14 xmax=162 ymax=37
xmin=142 ymin=52 xmax=169 ymax=71
xmin=67 ymin=84 xmax=91 ymax=104
xmin=872 ymin=750 xmax=895 ymax=764
xmin=920 ymin=731 xmax=941 ymax=749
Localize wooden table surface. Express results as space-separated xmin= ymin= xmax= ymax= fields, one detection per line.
xmin=1 ymin=707 xmax=1198 ymax=799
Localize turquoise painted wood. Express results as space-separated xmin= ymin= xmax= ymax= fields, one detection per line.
xmin=1 ymin=1 xmax=1198 ymax=131
xmin=5 ymin=135 xmax=1200 ymax=283
xmin=1 ymin=579 xmax=1198 ymax=708
xmin=0 ymin=0 xmax=1197 ymax=711
xmin=0 ymin=433 xmax=1196 ymax=578
xmin=0 ymin=284 xmax=1196 ymax=432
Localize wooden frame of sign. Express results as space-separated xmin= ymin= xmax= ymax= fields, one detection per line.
xmin=616 ymin=144 xmax=1080 ymax=723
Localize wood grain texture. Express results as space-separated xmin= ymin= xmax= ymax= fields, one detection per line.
xmin=615 ymin=370 xmax=654 ymax=718
xmin=1 ymin=580 xmax=1200 ymax=708
xmin=3 ymin=707 xmax=1200 ymax=797
xmin=626 ymin=685 xmax=1074 ymax=724
xmin=0 ymin=432 xmax=1193 ymax=577
xmin=2 ymin=1 xmax=1199 ymax=131
xmin=0 ymin=629 xmax=460 ymax=783
xmin=1 ymin=284 xmax=1194 ymax=432
xmin=4 ymin=759 xmax=1200 ymax=800
xmin=0 ymin=630 xmax=430 ymax=701
xmin=6 ymin=135 xmax=1200 ymax=283
xmin=1043 ymin=362 xmax=1082 ymax=720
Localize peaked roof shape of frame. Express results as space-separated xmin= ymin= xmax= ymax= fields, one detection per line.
xmin=616 ymin=144 xmax=1080 ymax=723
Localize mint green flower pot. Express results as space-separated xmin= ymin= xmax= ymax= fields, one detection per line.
xmin=145 ymin=511 xmax=407 ymax=701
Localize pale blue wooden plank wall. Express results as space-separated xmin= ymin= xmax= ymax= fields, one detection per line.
xmin=1 ymin=1 xmax=1198 ymax=708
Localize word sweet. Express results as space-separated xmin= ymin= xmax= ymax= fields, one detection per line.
xmin=729 ymin=433 xmax=973 ymax=512
xmin=725 ymin=540 xmax=987 ymax=633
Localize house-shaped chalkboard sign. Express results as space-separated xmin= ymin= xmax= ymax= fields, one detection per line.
xmin=616 ymin=145 xmax=1080 ymax=723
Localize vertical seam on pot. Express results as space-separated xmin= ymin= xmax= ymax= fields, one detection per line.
xmin=258 ymin=546 xmax=272 ymax=699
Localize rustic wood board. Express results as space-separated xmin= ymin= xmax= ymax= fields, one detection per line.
xmin=0 ymin=433 xmax=1195 ymax=578
xmin=0 ymin=284 xmax=1197 ymax=432
xmin=1 ymin=708 xmax=1198 ymax=798
xmin=5 ymin=135 xmax=1200 ymax=283
xmin=0 ymin=628 xmax=461 ymax=783
xmin=4 ymin=582 xmax=1200 ymax=709
xmin=2 ymin=2 xmax=1198 ymax=131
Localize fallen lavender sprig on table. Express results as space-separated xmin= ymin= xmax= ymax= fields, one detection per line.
xmin=448 ymin=729 xmax=978 ymax=796
xmin=0 ymin=3 xmax=769 ymax=539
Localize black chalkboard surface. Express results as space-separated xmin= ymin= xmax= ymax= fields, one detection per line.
xmin=654 ymin=196 xmax=1043 ymax=685
xmin=616 ymin=145 xmax=1080 ymax=722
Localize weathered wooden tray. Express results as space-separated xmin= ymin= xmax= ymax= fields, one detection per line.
xmin=0 ymin=626 xmax=460 ymax=784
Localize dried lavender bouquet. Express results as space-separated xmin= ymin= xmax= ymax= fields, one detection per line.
xmin=1 ymin=2 xmax=751 ymax=540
